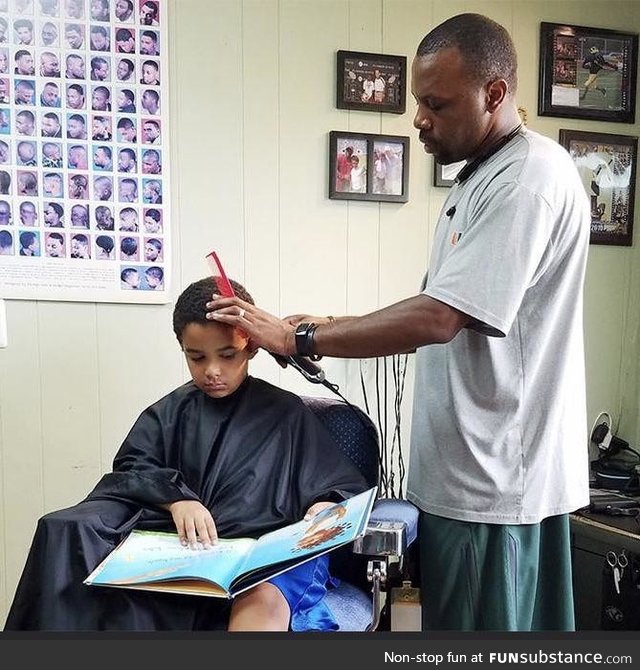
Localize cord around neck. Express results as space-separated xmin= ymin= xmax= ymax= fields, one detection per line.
xmin=456 ymin=123 xmax=524 ymax=184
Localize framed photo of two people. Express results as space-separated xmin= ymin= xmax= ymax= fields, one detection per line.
xmin=538 ymin=22 xmax=638 ymax=123
xmin=329 ymin=131 xmax=410 ymax=203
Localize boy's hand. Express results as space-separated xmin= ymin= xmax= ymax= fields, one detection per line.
xmin=165 ymin=500 xmax=218 ymax=550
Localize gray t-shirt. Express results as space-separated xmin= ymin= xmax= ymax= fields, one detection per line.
xmin=407 ymin=128 xmax=591 ymax=524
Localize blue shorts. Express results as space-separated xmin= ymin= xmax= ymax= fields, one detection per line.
xmin=268 ymin=554 xmax=339 ymax=631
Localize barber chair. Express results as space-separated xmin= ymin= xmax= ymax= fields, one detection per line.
xmin=301 ymin=395 xmax=420 ymax=632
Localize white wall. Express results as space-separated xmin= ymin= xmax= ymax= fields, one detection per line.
xmin=1 ymin=0 xmax=639 ymax=627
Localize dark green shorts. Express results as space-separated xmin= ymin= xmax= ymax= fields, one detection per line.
xmin=418 ymin=512 xmax=575 ymax=631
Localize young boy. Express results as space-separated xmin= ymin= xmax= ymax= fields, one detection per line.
xmin=4 ymin=277 xmax=367 ymax=631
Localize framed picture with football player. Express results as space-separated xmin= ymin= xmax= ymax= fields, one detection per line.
xmin=560 ymin=129 xmax=637 ymax=246
xmin=538 ymin=22 xmax=638 ymax=123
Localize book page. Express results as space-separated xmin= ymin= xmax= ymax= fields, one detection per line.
xmin=85 ymin=530 xmax=255 ymax=592
xmin=238 ymin=487 xmax=376 ymax=578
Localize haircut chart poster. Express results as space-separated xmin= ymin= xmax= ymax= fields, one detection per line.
xmin=0 ymin=0 xmax=170 ymax=303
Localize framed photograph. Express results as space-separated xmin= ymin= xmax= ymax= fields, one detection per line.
xmin=559 ymin=129 xmax=637 ymax=246
xmin=329 ymin=131 xmax=409 ymax=203
xmin=433 ymin=160 xmax=466 ymax=187
xmin=336 ymin=50 xmax=406 ymax=114
xmin=538 ymin=22 xmax=638 ymax=123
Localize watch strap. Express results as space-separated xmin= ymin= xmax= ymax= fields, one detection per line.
xmin=294 ymin=322 xmax=321 ymax=360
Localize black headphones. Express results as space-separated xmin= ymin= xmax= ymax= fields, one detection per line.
xmin=456 ymin=124 xmax=524 ymax=184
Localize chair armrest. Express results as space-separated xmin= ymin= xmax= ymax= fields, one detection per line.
xmin=352 ymin=498 xmax=419 ymax=557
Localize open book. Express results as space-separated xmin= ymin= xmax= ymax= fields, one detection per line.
xmin=84 ymin=487 xmax=377 ymax=599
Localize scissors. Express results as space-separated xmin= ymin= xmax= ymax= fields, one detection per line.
xmin=606 ymin=550 xmax=628 ymax=594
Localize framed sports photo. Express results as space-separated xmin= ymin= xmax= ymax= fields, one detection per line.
xmin=559 ymin=129 xmax=637 ymax=246
xmin=336 ymin=50 xmax=406 ymax=114
xmin=329 ymin=131 xmax=409 ymax=203
xmin=538 ymin=22 xmax=638 ymax=123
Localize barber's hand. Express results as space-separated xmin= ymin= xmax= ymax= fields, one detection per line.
xmin=165 ymin=500 xmax=218 ymax=550
xmin=206 ymin=294 xmax=296 ymax=356
xmin=283 ymin=314 xmax=332 ymax=327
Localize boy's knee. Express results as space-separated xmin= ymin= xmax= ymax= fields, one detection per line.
xmin=236 ymin=582 xmax=289 ymax=616
xmin=243 ymin=582 xmax=283 ymax=604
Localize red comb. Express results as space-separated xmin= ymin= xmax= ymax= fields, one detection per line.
xmin=206 ymin=250 xmax=235 ymax=297
xmin=206 ymin=251 xmax=248 ymax=338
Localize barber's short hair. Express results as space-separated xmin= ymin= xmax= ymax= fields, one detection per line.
xmin=416 ymin=13 xmax=517 ymax=94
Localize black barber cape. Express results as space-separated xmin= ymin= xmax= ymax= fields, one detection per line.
xmin=4 ymin=376 xmax=368 ymax=630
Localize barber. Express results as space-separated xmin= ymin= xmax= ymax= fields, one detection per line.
xmin=207 ymin=12 xmax=591 ymax=631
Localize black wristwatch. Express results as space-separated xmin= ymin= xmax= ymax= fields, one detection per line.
xmin=294 ymin=322 xmax=322 ymax=360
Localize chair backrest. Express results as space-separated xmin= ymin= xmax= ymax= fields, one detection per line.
xmin=301 ymin=395 xmax=384 ymax=615
xmin=300 ymin=395 xmax=379 ymax=489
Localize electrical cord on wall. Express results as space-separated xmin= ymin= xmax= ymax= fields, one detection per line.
xmin=358 ymin=359 xmax=389 ymax=496
xmin=360 ymin=354 xmax=409 ymax=499
xmin=391 ymin=353 xmax=408 ymax=495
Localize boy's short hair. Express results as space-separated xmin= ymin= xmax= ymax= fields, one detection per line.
xmin=173 ymin=276 xmax=253 ymax=343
